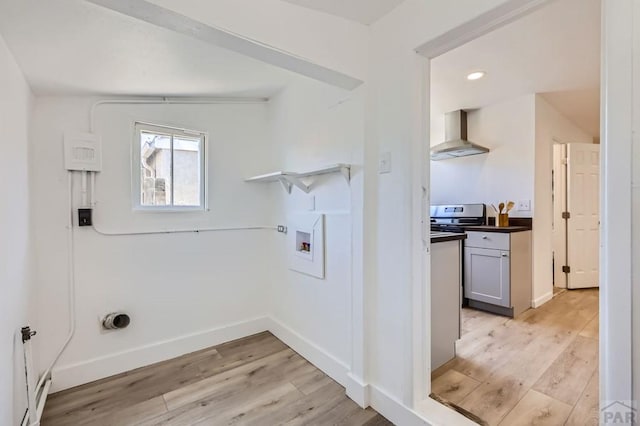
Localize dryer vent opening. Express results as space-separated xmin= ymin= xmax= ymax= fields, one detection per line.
xmin=102 ymin=313 xmax=131 ymax=330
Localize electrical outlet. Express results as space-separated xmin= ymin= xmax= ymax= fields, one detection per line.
xmin=78 ymin=208 xmax=92 ymax=226
xmin=518 ymin=200 xmax=531 ymax=211
xmin=277 ymin=225 xmax=288 ymax=234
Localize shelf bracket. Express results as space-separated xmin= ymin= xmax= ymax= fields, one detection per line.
xmin=339 ymin=165 xmax=350 ymax=182
xmin=281 ymin=175 xmax=311 ymax=194
xmin=279 ymin=178 xmax=292 ymax=194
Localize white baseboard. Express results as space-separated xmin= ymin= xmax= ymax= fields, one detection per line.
xmin=51 ymin=316 xmax=270 ymax=392
xmin=369 ymin=385 xmax=429 ymax=426
xmin=345 ymin=373 xmax=370 ymax=408
xmin=532 ymin=291 xmax=553 ymax=308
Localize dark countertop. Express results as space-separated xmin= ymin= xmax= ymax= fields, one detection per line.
xmin=463 ymin=225 xmax=531 ymax=233
xmin=431 ymin=232 xmax=467 ymax=243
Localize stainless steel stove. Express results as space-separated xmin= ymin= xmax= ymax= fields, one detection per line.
xmin=430 ymin=204 xmax=487 ymax=233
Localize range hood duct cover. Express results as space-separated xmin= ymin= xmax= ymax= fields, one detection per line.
xmin=430 ymin=110 xmax=490 ymax=161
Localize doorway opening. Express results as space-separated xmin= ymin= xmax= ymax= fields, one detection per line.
xmin=422 ymin=0 xmax=602 ymax=423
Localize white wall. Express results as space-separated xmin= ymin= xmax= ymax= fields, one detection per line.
xmin=268 ymin=76 xmax=365 ymax=380
xmin=533 ymin=95 xmax=593 ymax=303
xmin=0 ymin=35 xmax=34 ymax=425
xmin=430 ymin=94 xmax=536 ymax=214
xmin=31 ymin=98 xmax=280 ymax=391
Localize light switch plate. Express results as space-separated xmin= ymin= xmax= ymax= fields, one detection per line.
xmin=305 ymin=195 xmax=316 ymax=211
xmin=518 ymin=200 xmax=531 ymax=211
xmin=379 ymin=152 xmax=391 ymax=174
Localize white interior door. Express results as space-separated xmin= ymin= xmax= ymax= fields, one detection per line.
xmin=566 ymin=143 xmax=600 ymax=289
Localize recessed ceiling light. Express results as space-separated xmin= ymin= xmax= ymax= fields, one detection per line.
xmin=466 ymin=71 xmax=486 ymax=81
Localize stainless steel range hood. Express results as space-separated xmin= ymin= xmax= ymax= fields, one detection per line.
xmin=430 ymin=110 xmax=490 ymax=161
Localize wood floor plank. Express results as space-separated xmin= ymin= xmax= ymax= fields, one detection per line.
xmin=308 ymin=398 xmax=373 ymax=425
xmin=532 ymin=335 xmax=598 ymax=405
xmin=334 ymin=406 xmax=381 ymax=425
xmin=289 ymin=365 xmax=335 ymax=395
xmin=245 ymin=379 xmax=347 ymax=426
xmin=497 ymin=389 xmax=572 ymax=426
xmin=194 ymin=382 xmax=305 ymax=426
xmin=83 ymin=396 xmax=167 ymax=426
xmin=362 ymin=414 xmax=395 ymax=426
xmin=214 ymin=331 xmax=289 ymax=362
xmin=42 ymin=395 xmax=168 ymax=426
xmin=565 ymin=370 xmax=600 ymax=426
xmin=142 ymin=381 xmax=301 ymax=425
xmin=162 ymin=348 xmax=309 ymax=410
xmin=579 ymin=314 xmax=599 ymax=340
xmin=461 ymin=307 xmax=510 ymax=336
xmin=431 ymin=369 xmax=481 ymax=404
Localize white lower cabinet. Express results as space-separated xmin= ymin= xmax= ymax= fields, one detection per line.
xmin=464 ymin=230 xmax=532 ymax=317
xmin=465 ymin=247 xmax=510 ymax=307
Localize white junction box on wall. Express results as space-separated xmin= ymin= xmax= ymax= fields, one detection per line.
xmin=288 ymin=213 xmax=325 ymax=279
xmin=64 ymin=132 xmax=102 ymax=171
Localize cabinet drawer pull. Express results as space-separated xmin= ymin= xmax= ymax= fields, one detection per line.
xmin=502 ymin=253 xmax=509 ymax=257
xmin=482 ymin=236 xmax=488 ymax=239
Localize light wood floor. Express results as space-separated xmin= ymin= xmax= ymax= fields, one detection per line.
xmin=432 ymin=288 xmax=599 ymax=426
xmin=42 ymin=332 xmax=392 ymax=426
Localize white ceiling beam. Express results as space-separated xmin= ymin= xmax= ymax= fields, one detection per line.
xmin=416 ymin=0 xmax=552 ymax=59
xmin=86 ymin=0 xmax=364 ymax=91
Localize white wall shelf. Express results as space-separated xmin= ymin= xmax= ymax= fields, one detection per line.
xmin=245 ymin=164 xmax=351 ymax=194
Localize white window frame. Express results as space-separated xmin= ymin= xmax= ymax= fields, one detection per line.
xmin=132 ymin=121 xmax=208 ymax=212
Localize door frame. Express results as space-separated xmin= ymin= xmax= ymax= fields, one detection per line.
xmin=411 ymin=0 xmax=634 ymax=418
xmin=552 ymin=142 xmax=568 ymax=289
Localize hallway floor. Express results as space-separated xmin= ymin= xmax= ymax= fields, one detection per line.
xmin=432 ymin=288 xmax=599 ymax=426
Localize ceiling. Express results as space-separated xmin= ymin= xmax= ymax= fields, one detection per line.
xmin=431 ymin=0 xmax=601 ymax=137
xmin=0 ymin=0 xmax=295 ymax=96
xmin=282 ymin=0 xmax=404 ymax=25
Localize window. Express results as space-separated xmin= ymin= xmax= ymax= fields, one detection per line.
xmin=133 ymin=122 xmax=206 ymax=210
